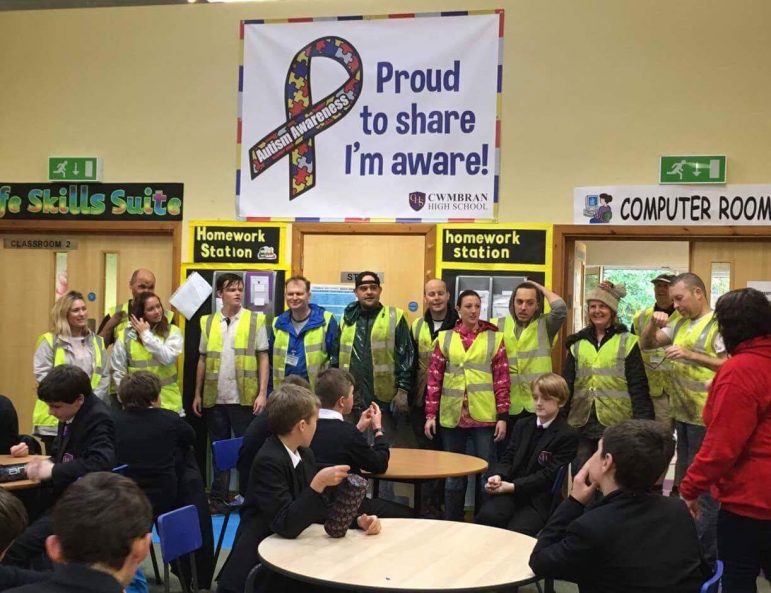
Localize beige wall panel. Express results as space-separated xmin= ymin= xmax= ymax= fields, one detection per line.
xmin=302 ymin=234 xmax=425 ymax=324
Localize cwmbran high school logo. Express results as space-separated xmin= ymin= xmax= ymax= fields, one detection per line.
xmin=409 ymin=191 xmax=426 ymax=212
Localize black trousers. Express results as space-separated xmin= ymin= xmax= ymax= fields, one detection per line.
xmin=718 ymin=508 xmax=771 ymax=593
xmin=475 ymin=495 xmax=545 ymax=536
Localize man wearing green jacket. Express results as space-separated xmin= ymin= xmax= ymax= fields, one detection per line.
xmin=340 ymin=271 xmax=415 ymax=443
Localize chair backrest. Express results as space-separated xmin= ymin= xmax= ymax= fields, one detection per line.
xmin=548 ymin=465 xmax=568 ymax=514
xmin=700 ymin=560 xmax=723 ymax=593
xmin=212 ymin=437 xmax=244 ymax=472
xmin=156 ymin=505 xmax=203 ymax=565
xmin=112 ymin=464 xmax=129 ymax=475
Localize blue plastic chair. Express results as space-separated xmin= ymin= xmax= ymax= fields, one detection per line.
xmin=211 ymin=437 xmax=245 ymax=564
xmin=156 ymin=505 xmax=202 ymax=593
xmin=701 ymin=560 xmax=724 ymax=593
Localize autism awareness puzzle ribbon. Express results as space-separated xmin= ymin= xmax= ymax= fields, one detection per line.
xmin=249 ymin=36 xmax=363 ymax=200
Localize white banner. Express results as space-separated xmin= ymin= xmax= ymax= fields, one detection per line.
xmin=574 ymin=185 xmax=771 ymax=225
xmin=237 ymin=13 xmax=501 ymax=220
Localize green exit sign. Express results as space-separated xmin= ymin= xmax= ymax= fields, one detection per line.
xmin=660 ymin=155 xmax=726 ymax=184
xmin=48 ymin=156 xmax=102 ymax=182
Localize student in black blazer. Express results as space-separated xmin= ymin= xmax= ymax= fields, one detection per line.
xmin=310 ymin=369 xmax=412 ymax=518
xmin=476 ymin=373 xmax=577 ymax=534
xmin=3 ymin=366 xmax=115 ymax=568
xmin=530 ymin=420 xmax=710 ymax=593
xmin=216 ymin=384 xmax=381 ymax=593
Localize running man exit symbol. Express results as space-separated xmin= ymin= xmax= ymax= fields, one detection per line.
xmin=659 ymin=155 xmax=726 ymax=184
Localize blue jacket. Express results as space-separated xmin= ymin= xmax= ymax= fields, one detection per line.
xmin=269 ymin=303 xmax=340 ymax=384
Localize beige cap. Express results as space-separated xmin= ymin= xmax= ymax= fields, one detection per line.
xmin=586 ymin=282 xmax=627 ymax=313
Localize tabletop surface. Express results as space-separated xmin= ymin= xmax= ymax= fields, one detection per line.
xmin=0 ymin=454 xmax=47 ymax=490
xmin=258 ymin=518 xmax=537 ymax=592
xmin=372 ymin=448 xmax=488 ymax=480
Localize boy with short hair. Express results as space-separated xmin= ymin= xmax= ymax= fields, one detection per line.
xmin=6 ymin=472 xmax=153 ymax=593
xmin=530 ymin=419 xmax=710 ymax=593
xmin=310 ymin=368 xmax=412 ymax=518
xmin=193 ymin=272 xmax=270 ymax=510
xmin=217 ymin=384 xmax=381 ymax=593
xmin=4 ymin=365 xmax=115 ymax=568
xmin=0 ymin=490 xmax=48 ymax=590
xmin=475 ymin=373 xmax=577 ymax=535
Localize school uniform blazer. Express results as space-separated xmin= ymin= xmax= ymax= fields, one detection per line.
xmin=530 ymin=490 xmax=711 ymax=593
xmin=217 ymin=435 xmax=329 ymax=593
xmin=49 ymin=394 xmax=116 ymax=498
xmin=492 ymin=416 xmax=578 ymax=521
xmin=310 ymin=417 xmax=390 ymax=475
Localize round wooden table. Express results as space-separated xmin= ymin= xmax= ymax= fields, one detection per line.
xmin=0 ymin=454 xmax=47 ymax=491
xmin=259 ymin=518 xmax=537 ymax=591
xmin=369 ymin=448 xmax=488 ymax=515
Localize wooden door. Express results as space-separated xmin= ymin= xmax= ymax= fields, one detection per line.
xmin=301 ymin=233 xmax=427 ymax=325
xmin=0 ymin=233 xmax=174 ymax=433
xmin=690 ymin=240 xmax=771 ymax=306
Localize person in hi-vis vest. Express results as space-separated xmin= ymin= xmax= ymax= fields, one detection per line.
xmin=631 ymin=273 xmax=679 ymax=431
xmin=563 ymin=281 xmax=652 ymax=475
xmin=111 ymin=291 xmax=183 ymax=414
xmin=98 ymin=268 xmax=172 ymax=347
xmin=193 ymin=273 xmax=269 ymax=508
xmin=640 ymin=272 xmax=725 ymax=564
xmin=32 ymin=291 xmax=110 ymax=450
xmin=270 ymin=275 xmax=339 ymax=392
xmin=424 ymin=290 xmax=510 ymax=522
xmin=492 ymin=280 xmax=567 ymax=453
xmin=339 ymin=271 xmax=414 ymax=444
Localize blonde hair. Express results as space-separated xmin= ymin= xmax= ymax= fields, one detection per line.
xmin=51 ymin=291 xmax=86 ymax=338
xmin=531 ymin=373 xmax=569 ymax=406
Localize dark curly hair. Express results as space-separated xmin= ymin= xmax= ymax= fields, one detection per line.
xmin=714 ymin=288 xmax=771 ymax=354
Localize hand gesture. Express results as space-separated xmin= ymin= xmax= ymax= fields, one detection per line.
xmin=571 ymin=461 xmax=599 ymax=505
xmin=493 ymin=419 xmax=507 ymax=443
xmin=424 ymin=417 xmax=436 ymax=440
xmin=370 ymin=402 xmax=382 ymax=427
xmin=356 ymin=407 xmax=373 ymax=432
xmin=665 ymin=345 xmax=691 ymax=361
xmin=310 ymin=465 xmax=350 ymax=493
xmin=392 ymin=389 xmax=409 ymax=414
xmin=651 ymin=311 xmax=670 ymax=328
xmin=192 ymin=394 xmax=203 ymax=417
xmin=10 ymin=443 xmax=29 ymax=457
xmin=485 ymin=474 xmax=502 ymax=493
xmin=26 ymin=458 xmax=54 ymax=482
xmin=684 ymin=497 xmax=700 ymax=520
xmin=129 ymin=314 xmax=150 ymax=335
xmin=357 ymin=514 xmax=381 ymax=535
xmin=253 ymin=392 xmax=267 ymax=415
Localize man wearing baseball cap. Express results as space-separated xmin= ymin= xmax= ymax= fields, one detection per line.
xmin=632 ymin=273 xmax=679 ymax=432
xmin=339 ymin=272 xmax=415 ymax=443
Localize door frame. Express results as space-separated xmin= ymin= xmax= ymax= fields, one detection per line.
xmin=0 ymin=220 xmax=182 ymax=292
xmin=292 ymin=222 xmax=436 ymax=281
xmin=552 ymin=224 xmax=771 ymax=371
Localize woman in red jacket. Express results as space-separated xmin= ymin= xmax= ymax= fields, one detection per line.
xmin=681 ymin=287 xmax=771 ymax=592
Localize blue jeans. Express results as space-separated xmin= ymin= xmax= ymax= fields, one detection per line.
xmin=442 ymin=426 xmax=495 ymax=521
xmin=676 ymin=421 xmax=719 ymax=564
xmin=203 ymin=404 xmax=253 ymax=501
xmin=718 ymin=509 xmax=771 ymax=593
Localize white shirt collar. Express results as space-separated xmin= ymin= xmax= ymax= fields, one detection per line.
xmin=318 ymin=408 xmax=344 ymax=421
xmin=282 ymin=442 xmax=302 ymax=468
xmin=538 ymin=417 xmax=556 ymax=429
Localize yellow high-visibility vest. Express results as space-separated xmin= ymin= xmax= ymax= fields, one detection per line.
xmin=200 ymin=310 xmax=264 ymax=408
xmin=32 ymin=332 xmax=106 ymax=429
xmin=569 ymin=333 xmax=637 ymax=428
xmin=632 ymin=306 xmax=681 ymax=397
xmin=272 ymin=310 xmax=334 ymax=392
xmin=437 ymin=329 xmax=502 ymax=428
xmin=340 ymin=306 xmax=405 ymax=403
xmin=668 ymin=313 xmax=719 ymax=426
xmin=493 ymin=315 xmax=554 ymax=415
xmin=117 ymin=327 xmax=182 ymax=413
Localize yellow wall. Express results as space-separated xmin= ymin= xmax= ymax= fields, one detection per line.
xmin=2 ymin=0 xmax=771 ymax=236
